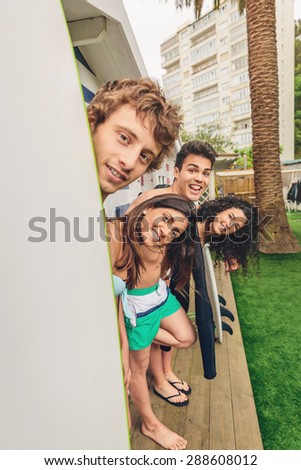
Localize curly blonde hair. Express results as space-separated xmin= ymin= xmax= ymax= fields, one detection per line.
xmin=87 ymin=78 xmax=182 ymax=171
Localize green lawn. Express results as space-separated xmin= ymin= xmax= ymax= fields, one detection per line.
xmin=231 ymin=212 xmax=301 ymax=450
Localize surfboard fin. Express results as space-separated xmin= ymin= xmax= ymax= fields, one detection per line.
xmin=222 ymin=321 xmax=233 ymax=335
xmin=218 ymin=294 xmax=226 ymax=306
xmin=220 ymin=305 xmax=235 ymax=322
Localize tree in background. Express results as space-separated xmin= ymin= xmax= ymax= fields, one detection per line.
xmin=295 ymin=19 xmax=301 ymax=159
xmin=232 ymin=146 xmax=253 ymax=169
xmin=181 ymin=122 xmax=234 ymax=152
xmin=175 ymin=0 xmax=300 ymax=253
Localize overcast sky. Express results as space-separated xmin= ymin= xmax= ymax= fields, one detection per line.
xmin=123 ymin=0 xmax=301 ymax=82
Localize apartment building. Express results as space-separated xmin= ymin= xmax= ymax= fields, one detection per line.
xmin=160 ymin=0 xmax=294 ymax=160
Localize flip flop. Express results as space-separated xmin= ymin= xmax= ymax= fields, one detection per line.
xmin=153 ymin=387 xmax=189 ymax=407
xmin=168 ymin=380 xmax=192 ymax=396
xmin=160 ymin=345 xmax=172 ymax=352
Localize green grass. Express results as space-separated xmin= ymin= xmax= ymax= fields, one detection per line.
xmin=231 ymin=212 xmax=301 ymax=450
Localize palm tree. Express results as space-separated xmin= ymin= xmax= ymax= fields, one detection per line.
xmin=175 ymin=0 xmax=300 ymax=253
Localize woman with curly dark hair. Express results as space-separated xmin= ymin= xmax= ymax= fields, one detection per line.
xmin=198 ymin=196 xmax=259 ymax=273
xmin=150 ymin=196 xmax=258 ymax=408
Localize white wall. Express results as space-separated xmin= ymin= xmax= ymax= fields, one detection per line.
xmin=0 ymin=0 xmax=129 ymax=449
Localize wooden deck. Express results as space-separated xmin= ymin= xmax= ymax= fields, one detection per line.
xmin=130 ymin=267 xmax=263 ymax=450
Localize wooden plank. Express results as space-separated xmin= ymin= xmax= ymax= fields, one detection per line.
xmin=209 ymin=335 xmax=236 ymax=449
xmin=181 ymin=285 xmax=211 ymax=450
xmin=220 ymin=269 xmax=263 ymax=450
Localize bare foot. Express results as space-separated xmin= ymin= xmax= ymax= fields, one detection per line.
xmin=141 ymin=421 xmax=187 ymax=450
xmin=154 ymin=380 xmax=188 ymax=404
xmin=164 ymin=370 xmax=191 ymax=394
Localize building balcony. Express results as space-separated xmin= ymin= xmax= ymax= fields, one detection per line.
xmin=189 ymin=9 xmax=217 ymax=38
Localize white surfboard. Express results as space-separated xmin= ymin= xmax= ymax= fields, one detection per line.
xmin=0 ymin=0 xmax=128 ymax=449
xmin=203 ymin=244 xmax=223 ymax=343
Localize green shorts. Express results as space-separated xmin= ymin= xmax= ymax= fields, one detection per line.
xmin=124 ymin=283 xmax=181 ymax=351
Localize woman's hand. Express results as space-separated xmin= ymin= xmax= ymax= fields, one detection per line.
xmin=225 ymin=258 xmax=240 ymax=272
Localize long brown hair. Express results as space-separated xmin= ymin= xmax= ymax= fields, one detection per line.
xmin=111 ymin=194 xmax=197 ymax=291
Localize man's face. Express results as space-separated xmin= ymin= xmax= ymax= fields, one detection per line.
xmin=90 ymin=104 xmax=162 ymax=200
xmin=173 ymin=154 xmax=212 ymax=201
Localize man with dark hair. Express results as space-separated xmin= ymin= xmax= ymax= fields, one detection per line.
xmin=175 ymin=140 xmax=217 ymax=170
xmin=136 ymin=140 xmax=216 ymax=205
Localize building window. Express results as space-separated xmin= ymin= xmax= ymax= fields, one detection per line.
xmin=166 ymin=163 xmax=169 ymax=171
xmin=181 ymin=30 xmax=188 ymax=39
xmin=220 ymin=66 xmax=229 ymax=77
xmin=162 ymin=46 xmax=179 ymax=64
xmin=233 ymin=132 xmax=252 ymax=145
xmin=230 ymin=10 xmax=243 ymax=24
xmin=230 ymin=23 xmax=247 ymax=41
xmin=191 ymin=40 xmax=216 ymax=62
xmin=232 ymin=86 xmax=250 ymax=101
xmin=192 ymin=69 xmax=217 ymax=88
xmin=231 ymin=38 xmax=247 ymax=56
xmin=194 ymin=112 xmax=219 ymax=126
xmin=165 ymin=85 xmax=181 ymax=98
xmin=163 ymin=71 xmax=181 ymax=87
xmin=221 ymin=81 xmax=229 ymax=91
xmin=231 ymin=55 xmax=248 ymax=72
xmin=194 ymin=85 xmax=218 ymax=100
xmin=233 ymin=102 xmax=251 ymax=116
xmin=231 ymin=71 xmax=249 ymax=86
xmin=193 ymin=97 xmax=219 ymax=115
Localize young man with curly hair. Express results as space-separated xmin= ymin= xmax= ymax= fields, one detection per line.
xmin=87 ymin=78 xmax=182 ymax=201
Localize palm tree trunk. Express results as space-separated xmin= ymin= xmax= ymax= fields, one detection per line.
xmin=246 ymin=0 xmax=300 ymax=253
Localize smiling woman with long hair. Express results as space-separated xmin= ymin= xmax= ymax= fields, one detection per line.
xmin=107 ymin=194 xmax=197 ymax=450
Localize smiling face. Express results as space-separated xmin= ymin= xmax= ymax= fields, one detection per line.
xmin=210 ymin=207 xmax=247 ymax=236
xmin=90 ymin=104 xmax=162 ymax=201
xmin=173 ymin=154 xmax=212 ymax=201
xmin=140 ymin=207 xmax=189 ymax=247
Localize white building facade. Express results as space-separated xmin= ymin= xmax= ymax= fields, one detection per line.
xmin=160 ymin=0 xmax=294 ymax=161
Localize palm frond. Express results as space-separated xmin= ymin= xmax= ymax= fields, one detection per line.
xmin=237 ymin=0 xmax=245 ymax=15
